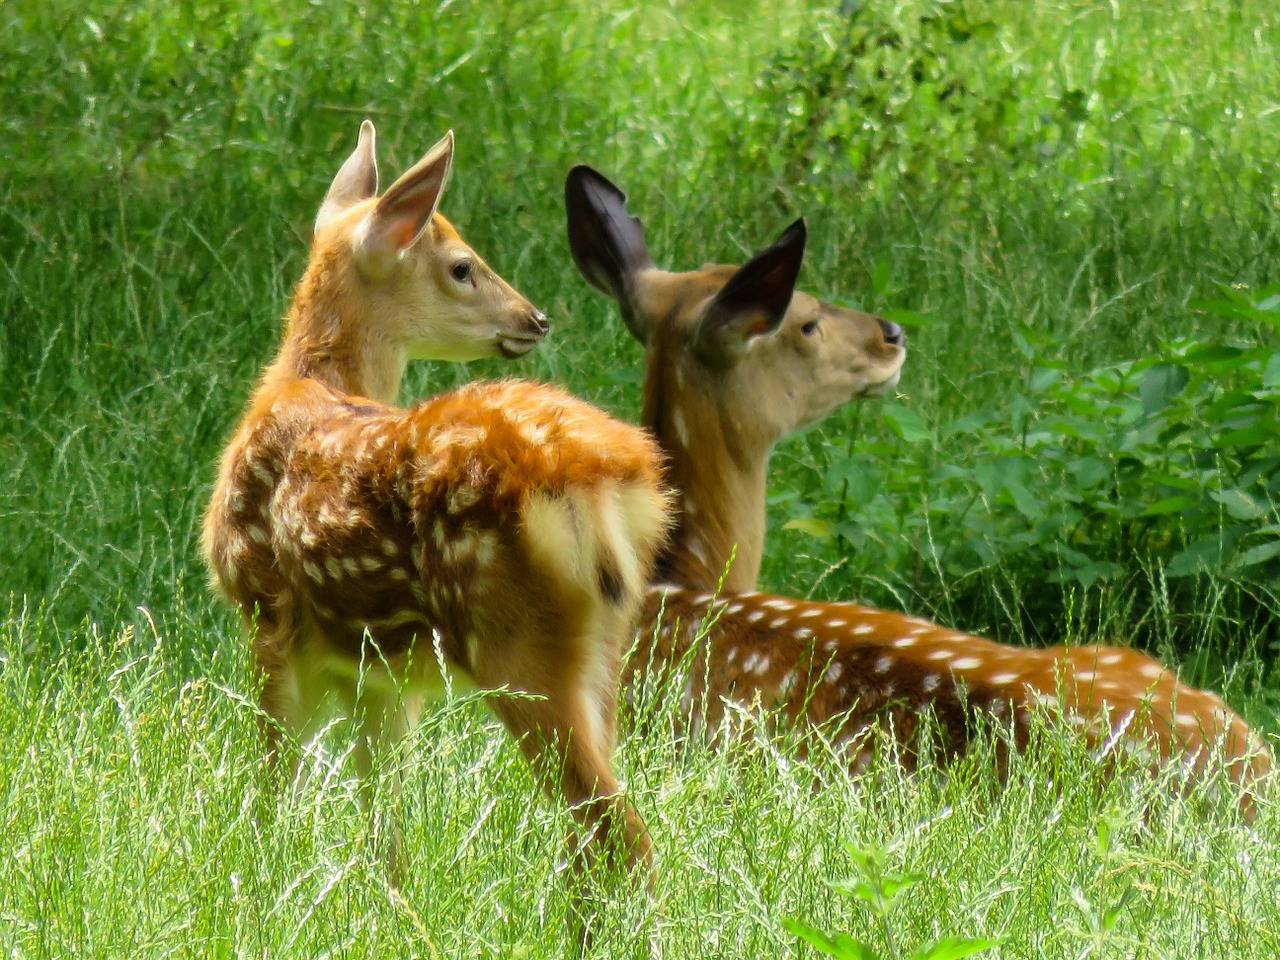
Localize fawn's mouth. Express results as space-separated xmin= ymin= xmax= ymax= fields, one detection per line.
xmin=497 ymin=334 xmax=543 ymax=359
xmin=862 ymin=368 xmax=903 ymax=397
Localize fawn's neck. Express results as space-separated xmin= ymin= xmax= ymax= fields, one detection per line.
xmin=644 ymin=352 xmax=768 ymax=594
xmin=266 ymin=244 xmax=408 ymax=405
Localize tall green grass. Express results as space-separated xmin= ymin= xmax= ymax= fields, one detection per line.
xmin=2 ymin=1 xmax=1278 ymax=954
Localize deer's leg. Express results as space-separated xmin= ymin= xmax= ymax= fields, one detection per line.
xmin=476 ymin=630 xmax=653 ymax=884
xmin=337 ymin=678 xmax=420 ymax=884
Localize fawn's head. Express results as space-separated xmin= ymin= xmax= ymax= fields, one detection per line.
xmin=564 ymin=166 xmax=905 ymax=456
xmin=291 ymin=121 xmax=547 ymax=399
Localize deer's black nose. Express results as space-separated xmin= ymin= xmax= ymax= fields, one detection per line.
xmin=878 ymin=318 xmax=905 ymax=347
xmin=530 ymin=310 xmax=550 ymax=335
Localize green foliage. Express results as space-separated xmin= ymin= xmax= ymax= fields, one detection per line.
xmin=730 ymin=0 xmax=1027 ymax=204
xmin=784 ymin=841 xmax=996 ymax=960
xmin=788 ymin=282 xmax=1279 ymax=655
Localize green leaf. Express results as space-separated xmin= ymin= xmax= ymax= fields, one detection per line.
xmin=1003 ymin=480 xmax=1043 ymax=519
xmin=1166 ymin=538 xmax=1227 ymax=578
xmin=1144 ymin=494 xmax=1200 ymax=516
xmin=1139 ymin=363 xmax=1190 ymax=416
xmin=1230 ymin=540 xmax=1280 ymax=571
xmin=1211 ymin=489 xmax=1265 ymax=521
xmin=1028 ymin=366 xmax=1063 ymax=393
xmin=882 ymin=404 xmax=933 ymax=443
xmin=910 ymin=936 xmax=999 ymax=960
xmin=784 ymin=516 xmax=835 ymax=539
xmin=782 ymin=919 xmax=879 ymax=960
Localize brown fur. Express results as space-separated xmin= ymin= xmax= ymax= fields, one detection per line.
xmin=564 ymin=165 xmax=1270 ymax=814
xmin=203 ymin=125 xmax=672 ymax=891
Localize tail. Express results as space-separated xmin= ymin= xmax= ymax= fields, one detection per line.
xmin=565 ymin=165 xmax=655 ymax=339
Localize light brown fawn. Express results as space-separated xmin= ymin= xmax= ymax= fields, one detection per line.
xmin=202 ymin=123 xmax=672 ymax=887
xmin=564 ymin=165 xmax=1271 ymax=810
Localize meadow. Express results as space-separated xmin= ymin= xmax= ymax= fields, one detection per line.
xmin=1 ymin=1 xmax=1278 ymax=956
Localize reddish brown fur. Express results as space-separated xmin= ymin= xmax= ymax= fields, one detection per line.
xmin=204 ymin=126 xmax=671 ymax=893
xmin=564 ymin=165 xmax=1270 ymax=812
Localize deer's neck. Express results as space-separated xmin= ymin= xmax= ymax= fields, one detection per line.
xmin=645 ymin=357 xmax=768 ymax=594
xmin=267 ymin=248 xmax=407 ymax=405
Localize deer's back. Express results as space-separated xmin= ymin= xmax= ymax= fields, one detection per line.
xmin=204 ymin=378 xmax=668 ymax=668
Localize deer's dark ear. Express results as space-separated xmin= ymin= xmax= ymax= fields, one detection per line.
xmin=315 ymin=119 xmax=379 ymax=235
xmin=694 ymin=218 xmax=806 ymax=367
xmin=565 ymin=165 xmax=656 ymax=342
xmin=352 ymin=130 xmax=454 ymax=279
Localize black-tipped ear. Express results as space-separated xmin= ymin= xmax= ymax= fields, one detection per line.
xmin=694 ymin=218 xmax=807 ymax=367
xmin=565 ymin=165 xmax=656 ymax=341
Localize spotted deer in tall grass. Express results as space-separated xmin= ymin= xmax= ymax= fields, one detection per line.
xmin=202 ymin=123 xmax=672 ymax=886
xmin=565 ymin=165 xmax=1270 ymax=812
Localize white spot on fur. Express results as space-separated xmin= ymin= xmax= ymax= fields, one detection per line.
xmin=874 ymin=656 xmax=893 ymax=674
xmin=474 ymin=530 xmax=497 ymax=568
xmin=1098 ymin=651 xmax=1125 ymax=665
xmin=382 ymin=538 xmax=400 ymax=557
xmin=1139 ymin=662 xmax=1165 ymax=680
xmin=770 ymin=616 xmax=788 ymax=630
xmin=951 ymin=656 xmax=983 ymax=670
xmin=827 ymin=619 xmax=847 ymax=629
xmin=747 ymin=610 xmax=766 ymax=624
xmin=727 ymin=602 xmax=744 ymax=615
xmin=303 ymin=560 xmax=324 ymax=584
xmin=448 ymin=485 xmax=480 ymax=514
xmin=763 ymin=598 xmax=796 ymax=612
xmin=794 ymin=626 xmax=814 ymax=640
xmin=825 ymin=662 xmax=843 ymax=683
xmin=921 ymin=674 xmax=940 ymax=692
xmin=726 ymin=647 xmax=739 ymax=666
xmin=324 ymin=557 xmax=342 ymax=580
xmin=672 ymin=407 xmax=690 ymax=447
xmin=990 ymin=672 xmax=1020 ymax=685
xmin=926 ymin=649 xmax=953 ymax=662
xmin=891 ymin=636 xmax=917 ymax=648
xmin=852 ymin=623 xmax=875 ymax=636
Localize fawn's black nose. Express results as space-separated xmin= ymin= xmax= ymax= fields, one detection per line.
xmin=878 ymin=318 xmax=905 ymax=347
xmin=530 ymin=310 xmax=550 ymax=336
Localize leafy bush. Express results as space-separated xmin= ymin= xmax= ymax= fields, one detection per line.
xmin=789 ymin=284 xmax=1279 ymax=650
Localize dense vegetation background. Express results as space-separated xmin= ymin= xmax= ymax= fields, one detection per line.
xmin=1 ymin=1 xmax=1277 ymax=957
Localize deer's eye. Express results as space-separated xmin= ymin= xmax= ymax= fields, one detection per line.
xmin=451 ymin=259 xmax=474 ymax=283
xmin=801 ymin=319 xmax=820 ymax=336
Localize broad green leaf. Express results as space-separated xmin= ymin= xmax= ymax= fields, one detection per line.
xmin=1230 ymin=540 xmax=1280 ymax=571
xmin=1139 ymin=363 xmax=1190 ymax=416
xmin=784 ymin=516 xmax=834 ymax=539
xmin=1144 ymin=495 xmax=1200 ymax=516
xmin=782 ymin=919 xmax=878 ymax=960
xmin=1211 ymin=489 xmax=1265 ymax=521
xmin=910 ymin=936 xmax=999 ymax=960
xmin=882 ymin=404 xmax=933 ymax=443
xmin=1166 ymin=538 xmax=1227 ymax=578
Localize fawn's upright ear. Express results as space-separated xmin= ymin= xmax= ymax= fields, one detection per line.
xmin=565 ymin=165 xmax=656 ymax=342
xmin=693 ymin=218 xmax=806 ymax=368
xmin=315 ymin=119 xmax=380 ymax=237
xmin=351 ymin=130 xmax=455 ymax=279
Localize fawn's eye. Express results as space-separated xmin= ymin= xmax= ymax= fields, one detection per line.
xmin=801 ymin=319 xmax=820 ymax=336
xmin=451 ymin=259 xmax=474 ymax=283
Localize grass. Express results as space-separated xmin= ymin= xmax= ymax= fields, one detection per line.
xmin=2 ymin=0 xmax=1278 ymax=955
